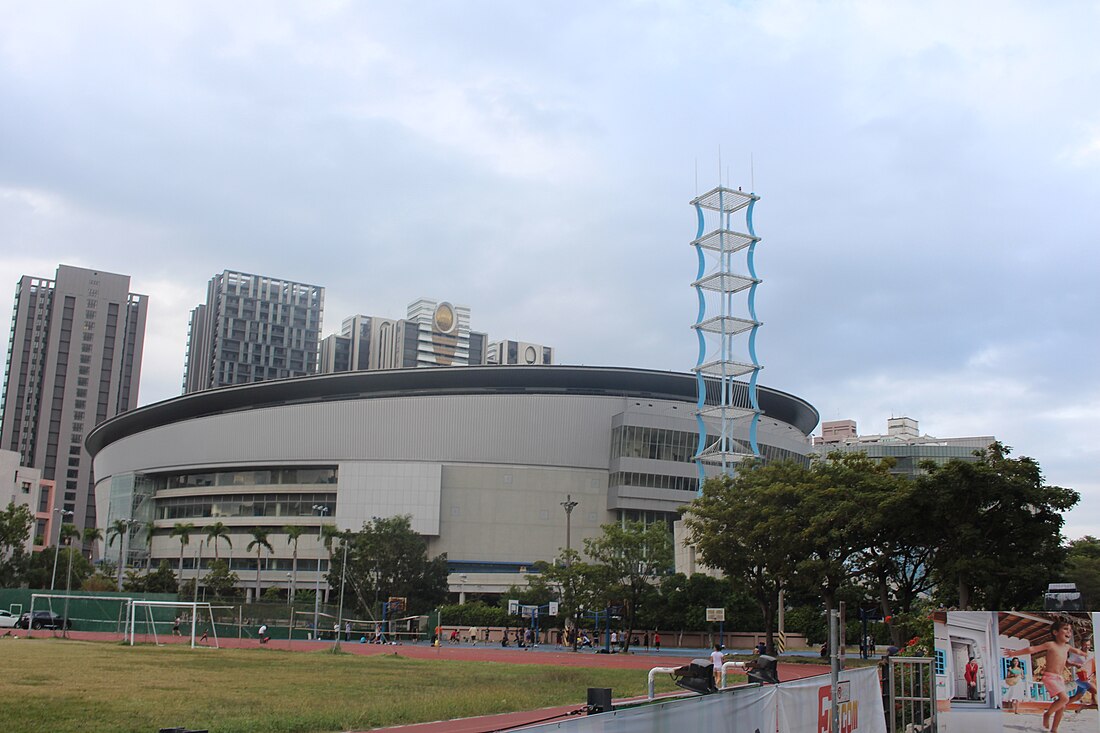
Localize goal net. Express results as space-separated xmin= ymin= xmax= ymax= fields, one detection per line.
xmin=130 ymin=600 xmax=221 ymax=649
xmin=28 ymin=593 xmax=134 ymax=639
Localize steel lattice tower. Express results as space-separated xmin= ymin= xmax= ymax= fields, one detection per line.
xmin=690 ymin=185 xmax=762 ymax=488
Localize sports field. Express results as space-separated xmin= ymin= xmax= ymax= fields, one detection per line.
xmin=0 ymin=636 xmax=688 ymax=733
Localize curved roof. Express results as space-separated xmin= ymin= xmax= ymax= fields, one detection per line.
xmin=87 ymin=365 xmax=819 ymax=454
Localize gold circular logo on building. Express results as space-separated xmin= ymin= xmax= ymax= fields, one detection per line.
xmin=433 ymin=302 xmax=456 ymax=333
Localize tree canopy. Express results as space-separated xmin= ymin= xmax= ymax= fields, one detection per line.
xmin=330 ymin=515 xmax=448 ymax=616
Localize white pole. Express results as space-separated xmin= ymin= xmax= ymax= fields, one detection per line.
xmin=191 ymin=609 xmax=197 ymax=649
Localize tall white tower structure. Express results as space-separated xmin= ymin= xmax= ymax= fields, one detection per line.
xmin=690 ymin=186 xmax=763 ymax=485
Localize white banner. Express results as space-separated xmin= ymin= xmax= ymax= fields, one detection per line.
xmin=777 ymin=667 xmax=886 ymax=733
xmin=519 ymin=684 xmax=776 ymax=733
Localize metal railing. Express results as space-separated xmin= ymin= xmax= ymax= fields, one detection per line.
xmin=886 ymin=656 xmax=937 ymax=733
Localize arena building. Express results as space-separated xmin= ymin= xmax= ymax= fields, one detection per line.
xmin=86 ymin=366 xmax=818 ymax=600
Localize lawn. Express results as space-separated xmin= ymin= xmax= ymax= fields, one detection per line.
xmin=0 ymin=638 xmax=681 ymax=733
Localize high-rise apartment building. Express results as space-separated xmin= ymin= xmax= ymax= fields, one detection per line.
xmin=182 ymin=271 xmax=324 ymax=393
xmin=0 ymin=265 xmax=147 ymax=532
xmin=319 ymin=298 xmax=490 ymax=373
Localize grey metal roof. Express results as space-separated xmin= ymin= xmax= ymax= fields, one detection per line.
xmin=86 ymin=365 xmax=819 ymax=455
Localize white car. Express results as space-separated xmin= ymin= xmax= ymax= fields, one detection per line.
xmin=0 ymin=610 xmax=17 ymax=629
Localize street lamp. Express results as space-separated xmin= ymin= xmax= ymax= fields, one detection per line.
xmin=560 ymin=495 xmax=578 ymax=561
xmin=50 ymin=509 xmax=74 ymax=591
xmin=312 ymin=504 xmax=329 ymax=639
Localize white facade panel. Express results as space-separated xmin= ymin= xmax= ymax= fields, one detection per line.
xmin=335 ymin=461 xmax=441 ymax=536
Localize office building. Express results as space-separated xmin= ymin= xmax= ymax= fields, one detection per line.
xmin=319 ymin=298 xmax=490 ymax=374
xmin=487 ymin=340 xmax=554 ymax=365
xmin=0 ymin=265 xmax=147 ymax=533
xmin=813 ymin=417 xmax=995 ymax=477
xmin=87 ymin=365 xmax=817 ymax=597
xmin=182 ymin=271 xmax=324 ymax=393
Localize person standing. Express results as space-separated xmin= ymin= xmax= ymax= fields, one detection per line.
xmin=345 ymin=621 xmax=352 ymax=641
xmin=610 ymin=630 xmax=618 ymax=651
xmin=258 ymin=623 xmax=268 ymax=644
xmin=965 ymin=656 xmax=979 ymax=700
xmin=172 ymin=616 xmax=182 ymax=637
xmin=711 ymin=644 xmax=726 ymax=688
xmin=654 ymin=631 xmax=661 ymax=652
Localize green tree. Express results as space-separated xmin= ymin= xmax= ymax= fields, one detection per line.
xmin=203 ymin=559 xmax=239 ymax=598
xmin=584 ymin=520 xmax=673 ymax=652
xmin=124 ymin=560 xmax=179 ymax=594
xmin=687 ymin=460 xmax=807 ymax=653
xmin=284 ymin=525 xmax=306 ymax=601
xmin=205 ymin=522 xmax=232 ymax=561
xmin=796 ymin=452 xmax=909 ymax=613
xmin=331 ymin=515 xmax=448 ymax=616
xmin=170 ymin=522 xmax=197 ymax=581
xmin=107 ymin=520 xmax=131 ymax=590
xmin=1065 ymin=536 xmax=1100 ymax=607
xmin=531 ymin=549 xmax=607 ymax=650
xmin=920 ymin=443 xmax=1078 ymax=609
xmin=247 ymin=528 xmax=273 ymax=600
xmin=0 ymin=501 xmax=34 ymax=586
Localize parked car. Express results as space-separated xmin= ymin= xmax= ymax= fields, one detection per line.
xmin=0 ymin=609 xmax=17 ymax=629
xmin=16 ymin=610 xmax=71 ymax=630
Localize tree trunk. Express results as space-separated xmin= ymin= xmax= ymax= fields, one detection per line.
xmin=957 ymin=575 xmax=971 ymax=610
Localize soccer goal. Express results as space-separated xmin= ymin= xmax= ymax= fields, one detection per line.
xmin=27 ymin=593 xmax=134 ymax=639
xmin=129 ymin=600 xmax=220 ymax=649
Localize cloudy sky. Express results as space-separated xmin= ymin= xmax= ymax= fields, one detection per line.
xmin=2 ymin=2 xmax=1098 ymax=535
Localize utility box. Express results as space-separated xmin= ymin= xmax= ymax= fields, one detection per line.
xmin=587 ymin=687 xmax=613 ymax=714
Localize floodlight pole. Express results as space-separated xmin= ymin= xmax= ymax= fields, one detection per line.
xmin=63 ymin=535 xmax=74 ymax=639
xmin=50 ymin=509 xmax=73 ymax=591
xmin=312 ymin=505 xmax=329 ymax=639
xmin=335 ymin=536 xmax=348 ymax=650
xmin=193 ymin=540 xmax=202 ymax=604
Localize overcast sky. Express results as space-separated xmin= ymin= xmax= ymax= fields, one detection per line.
xmin=2 ymin=2 xmax=1098 ymax=536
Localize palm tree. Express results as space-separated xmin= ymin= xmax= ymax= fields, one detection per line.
xmin=107 ymin=519 xmax=132 ymax=591
xmin=83 ymin=527 xmax=103 ymax=561
xmin=142 ymin=523 xmax=155 ymax=574
xmin=284 ymin=525 xmax=305 ymax=602
xmin=247 ymin=528 xmax=274 ymax=602
xmin=59 ymin=523 xmax=81 ymax=545
xmin=170 ymin=522 xmax=196 ymax=582
xmin=205 ymin=522 xmax=232 ymax=561
xmin=320 ymin=524 xmax=340 ymax=560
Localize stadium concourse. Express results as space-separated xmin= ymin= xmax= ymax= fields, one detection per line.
xmin=41 ymin=630 xmax=831 ymax=732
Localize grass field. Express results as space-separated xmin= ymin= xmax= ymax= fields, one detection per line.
xmin=0 ymin=638 xmax=682 ymax=733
